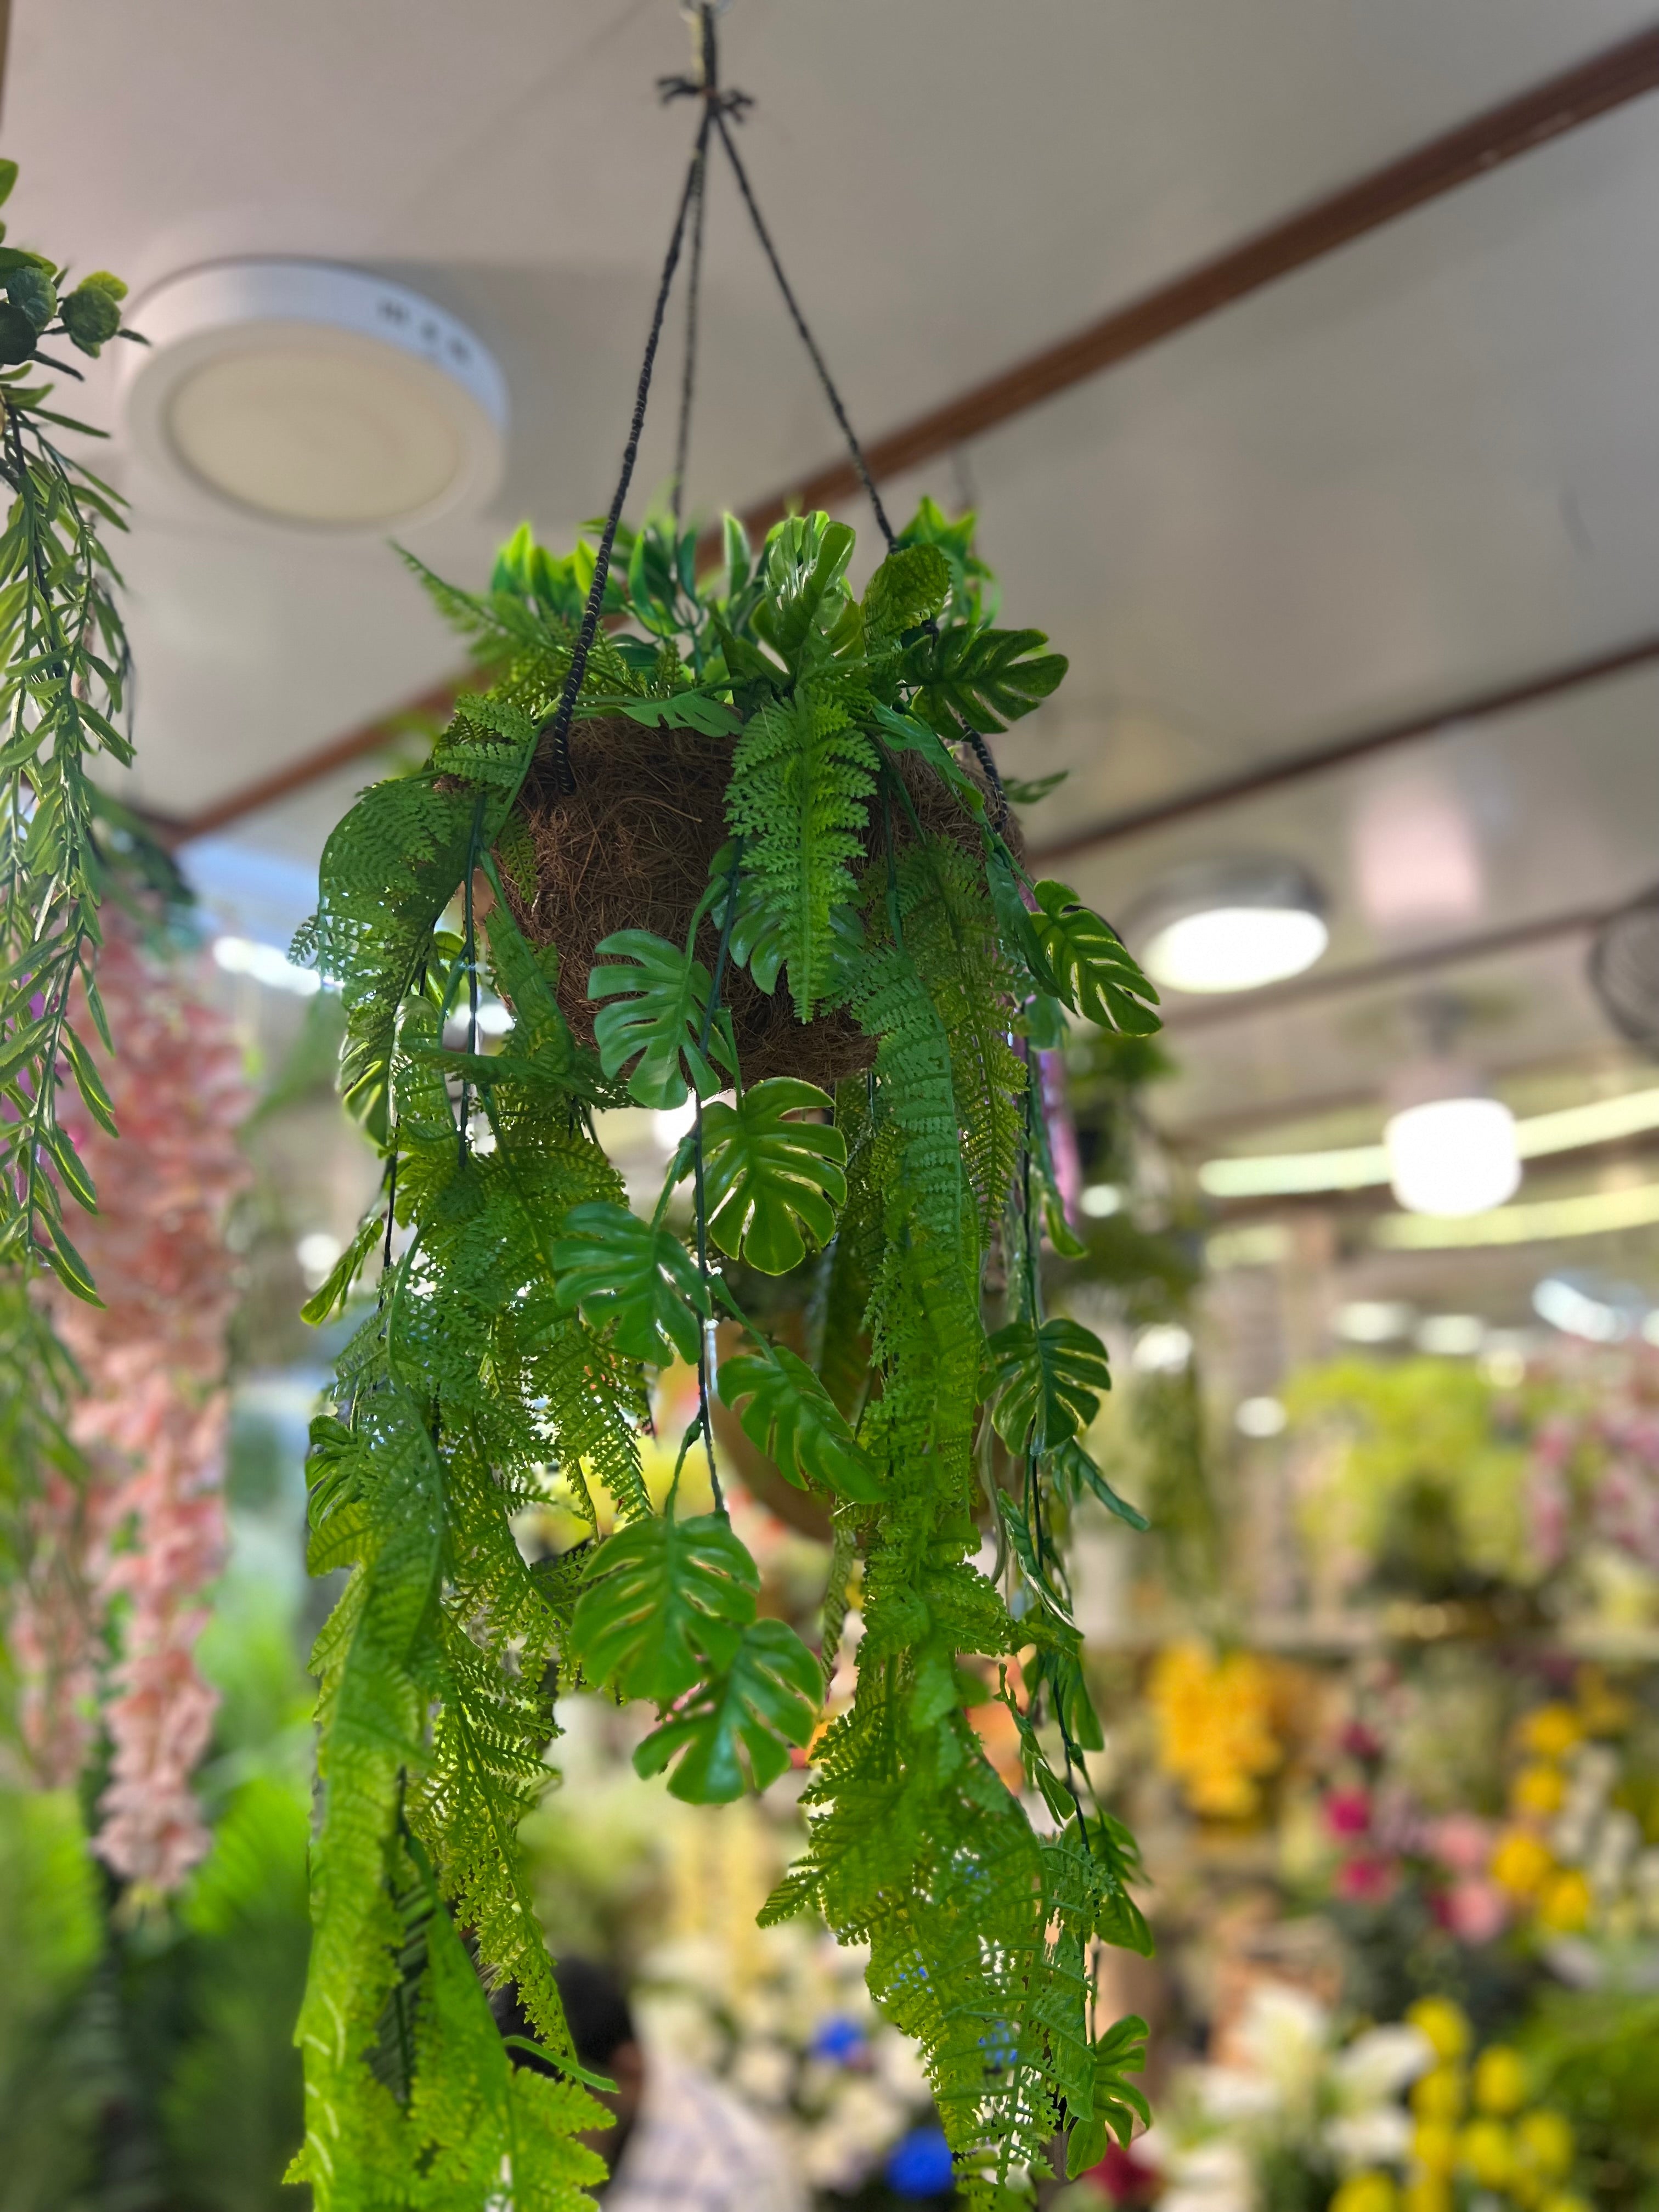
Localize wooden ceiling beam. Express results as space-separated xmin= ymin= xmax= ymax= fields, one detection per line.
xmin=166 ymin=19 xmax=1659 ymax=844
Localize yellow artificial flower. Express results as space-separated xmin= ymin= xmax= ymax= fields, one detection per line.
xmin=1330 ymin=2172 xmax=1398 ymax=2212
xmin=1147 ymin=1643 xmax=1282 ymax=1819
xmin=1515 ymin=2110 xmax=1575 ymax=2182
xmin=1573 ymin=1666 xmax=1632 ymax=1738
xmin=1403 ymin=2179 xmax=1452 ymax=2212
xmin=1411 ymin=2120 xmax=1458 ymax=2177
xmin=1519 ymin=1703 xmax=1583 ymax=1759
xmin=1472 ymin=2045 xmax=1529 ymax=2115
xmin=1459 ymin=2118 xmax=1514 ymax=2190
xmin=1491 ymin=1827 xmax=1556 ymax=1898
xmin=1536 ymin=1867 xmax=1593 ymax=1933
xmin=1540 ymin=2195 xmax=1592 ymax=2212
xmin=1406 ymin=1997 xmax=1472 ymax=2065
xmin=1411 ymin=2066 xmax=1466 ymax=2124
xmin=1511 ymin=1762 xmax=1566 ymax=1818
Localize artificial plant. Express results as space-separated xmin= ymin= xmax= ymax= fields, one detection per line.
xmin=294 ymin=495 xmax=1161 ymax=2206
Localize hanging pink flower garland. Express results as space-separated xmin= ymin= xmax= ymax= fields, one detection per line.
xmin=27 ymin=915 xmax=251 ymax=1889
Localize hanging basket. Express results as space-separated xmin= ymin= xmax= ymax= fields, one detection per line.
xmin=498 ymin=709 xmax=1013 ymax=1086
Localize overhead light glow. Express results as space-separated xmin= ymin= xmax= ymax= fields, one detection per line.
xmin=1415 ymin=1313 xmax=1485 ymax=1356
xmin=1132 ymin=1323 xmax=1193 ymax=1374
xmin=1336 ymin=1300 xmax=1415 ymax=1344
xmin=1532 ymin=1276 xmax=1630 ymax=1343
xmin=1199 ymin=1081 xmax=1659 ymax=1201
xmin=1235 ymin=1395 xmax=1288 ymax=1438
xmin=1373 ymin=1176 xmax=1659 ymax=1249
xmin=1142 ymin=905 xmax=1329 ymax=995
xmin=296 ymin=1230 xmax=344 ymax=1290
xmin=212 ymin=934 xmax=321 ymax=996
xmin=1080 ymin=1182 xmax=1122 ymax=1218
xmin=1384 ymin=1096 xmax=1521 ymax=1218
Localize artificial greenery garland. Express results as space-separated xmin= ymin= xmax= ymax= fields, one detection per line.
xmin=294 ymin=496 xmax=1161 ymax=2208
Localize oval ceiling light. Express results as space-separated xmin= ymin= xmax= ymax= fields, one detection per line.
xmin=123 ymin=261 xmax=507 ymax=529
xmin=1384 ymin=1094 xmax=1521 ymax=1218
xmin=1128 ymin=858 xmax=1328 ymax=995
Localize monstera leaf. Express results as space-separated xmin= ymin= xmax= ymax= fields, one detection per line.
xmin=1030 ymin=883 xmax=1160 ymax=1036
xmin=568 ymin=1511 xmax=758 ymax=1706
xmin=550 ymin=1201 xmax=707 ymax=1365
xmin=903 ymin=624 xmax=1067 ymax=733
xmin=988 ymin=1316 xmax=1112 ymax=1455
xmin=696 ymin=1079 xmax=847 ymax=1273
xmin=753 ymin=512 xmax=857 ymax=670
xmin=589 ymin=930 xmax=734 ymax=1107
xmin=717 ymin=1341 xmax=883 ymax=1502
xmin=634 ymin=1617 xmax=821 ymax=1803
xmin=1064 ymin=2017 xmax=1152 ymax=2180
xmin=1048 ymin=1436 xmax=1149 ymax=1531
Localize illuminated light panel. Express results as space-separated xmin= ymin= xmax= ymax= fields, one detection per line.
xmin=1373 ymin=1177 xmax=1659 ymax=1249
xmin=1142 ymin=905 xmax=1328 ymax=995
xmin=1199 ymin=1082 xmax=1659 ymax=1200
xmin=1385 ymin=1096 xmax=1520 ymax=1218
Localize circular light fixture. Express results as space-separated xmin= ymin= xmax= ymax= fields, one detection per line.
xmin=123 ymin=261 xmax=507 ymax=529
xmin=1384 ymin=1095 xmax=1520 ymax=1217
xmin=1128 ymin=858 xmax=1328 ymax=995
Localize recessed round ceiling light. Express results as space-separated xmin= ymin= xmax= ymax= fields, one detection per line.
xmin=1128 ymin=858 xmax=1328 ymax=995
xmin=1384 ymin=1095 xmax=1520 ymax=1218
xmin=122 ymin=261 xmax=507 ymax=529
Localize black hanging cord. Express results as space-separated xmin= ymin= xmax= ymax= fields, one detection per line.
xmin=710 ymin=106 xmax=896 ymax=553
xmin=541 ymin=108 xmax=708 ymax=793
xmin=668 ymin=9 xmax=719 ymax=524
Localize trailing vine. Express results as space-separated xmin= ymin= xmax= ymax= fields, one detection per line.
xmin=294 ymin=499 xmax=1163 ymax=2205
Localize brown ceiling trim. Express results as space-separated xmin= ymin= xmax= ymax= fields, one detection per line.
xmin=722 ymin=19 xmax=1659 ymax=540
xmin=1161 ymin=900 xmax=1612 ymax=1034
xmin=1031 ymin=628 xmax=1659 ymax=867
xmin=166 ymin=21 xmax=1659 ymax=845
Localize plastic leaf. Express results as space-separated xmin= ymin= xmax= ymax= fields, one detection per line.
xmin=861 ymin=543 xmax=950 ymax=642
xmin=569 ymin=1511 xmax=760 ymax=1706
xmin=696 ymin=1077 xmax=846 ymax=1273
xmin=988 ymin=1316 xmax=1112 ymax=1455
xmin=1030 ymin=882 xmax=1161 ymax=1036
xmin=716 ymin=1340 xmax=883 ymax=1501
xmin=903 ymin=624 xmax=1068 ymax=733
xmin=1048 ymin=1436 xmax=1149 ymax=1531
xmin=588 ymin=929 xmax=733 ymax=1108
xmin=633 ymin=1617 xmax=821 ymax=1802
xmin=550 ymin=1199 xmax=707 ymax=1365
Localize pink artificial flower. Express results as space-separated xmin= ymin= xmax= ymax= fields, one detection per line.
xmin=1439 ymin=1878 xmax=1510 ymax=1945
xmin=1427 ymin=1813 xmax=1493 ymax=1875
xmin=1340 ymin=1719 xmax=1383 ymax=1763
xmin=1324 ymin=1787 xmax=1373 ymax=1840
xmin=1336 ymin=1853 xmax=1398 ymax=1904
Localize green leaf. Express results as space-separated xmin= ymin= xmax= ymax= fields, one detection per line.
xmin=60 ymin=284 xmax=122 ymax=356
xmin=716 ymin=1341 xmax=883 ymax=1502
xmin=861 ymin=544 xmax=949 ymax=642
xmin=42 ymin=1220 xmax=101 ymax=1306
xmin=60 ymin=1024 xmax=118 ymax=1136
xmin=753 ymin=512 xmax=857 ymax=670
xmin=0 ymin=302 xmax=36 ymax=365
xmin=588 ymin=929 xmax=732 ymax=1109
xmin=570 ymin=1511 xmax=759 ymax=1705
xmin=44 ymin=1123 xmax=96 ymax=1212
xmin=634 ymin=1617 xmax=820 ymax=1802
xmin=904 ymin=624 xmax=1068 ymax=733
xmin=1031 ymin=881 xmax=1161 ymax=1035
xmin=1048 ymin=1436 xmax=1148 ymax=1531
xmin=0 ymin=161 xmax=17 ymax=209
xmin=550 ymin=1199 xmax=707 ymax=1366
xmin=580 ymin=691 xmax=743 ymax=736
xmin=5 ymin=266 xmax=55 ymax=332
xmin=1002 ymin=770 xmax=1068 ymax=807
xmin=300 ymin=1214 xmax=383 ymax=1325
xmin=870 ymin=704 xmax=986 ymax=815
xmin=988 ymin=1316 xmax=1111 ymax=1455
xmin=695 ymin=1078 xmax=845 ymax=1273
xmin=1065 ymin=2018 xmax=1151 ymax=2177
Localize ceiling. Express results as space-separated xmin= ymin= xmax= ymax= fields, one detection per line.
xmin=13 ymin=0 xmax=1659 ymax=1297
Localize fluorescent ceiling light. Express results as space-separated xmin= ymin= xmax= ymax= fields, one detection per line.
xmin=1129 ymin=857 xmax=1328 ymax=996
xmin=123 ymin=262 xmax=507 ymax=530
xmin=1336 ymin=1300 xmax=1415 ymax=1344
xmin=1199 ymin=1081 xmax=1659 ymax=1201
xmin=1532 ymin=1275 xmax=1630 ymax=1343
xmin=212 ymin=934 xmax=320 ymax=996
xmin=1373 ymin=1177 xmax=1659 ymax=1249
xmin=1385 ymin=1095 xmax=1521 ymax=1218
xmin=1415 ymin=1313 xmax=1485 ymax=1356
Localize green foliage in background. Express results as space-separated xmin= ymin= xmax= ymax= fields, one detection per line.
xmin=291 ymin=499 xmax=1161 ymax=2205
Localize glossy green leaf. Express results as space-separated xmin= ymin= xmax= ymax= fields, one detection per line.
xmin=580 ymin=691 xmax=743 ymax=736
xmin=300 ymin=1214 xmax=383 ymax=1326
xmin=752 ymin=512 xmax=856 ymax=670
xmin=589 ymin=929 xmax=733 ymax=1108
xmin=1030 ymin=881 xmax=1160 ymax=1036
xmin=861 ymin=543 xmax=949 ymax=642
xmin=716 ymin=1340 xmax=883 ymax=1501
xmin=1048 ymin=1436 xmax=1148 ymax=1531
xmin=1065 ymin=2018 xmax=1152 ymax=2177
xmin=903 ymin=624 xmax=1068 ymax=733
xmin=634 ymin=1617 xmax=820 ymax=1802
xmin=550 ymin=1199 xmax=707 ymax=1366
xmin=569 ymin=1511 xmax=759 ymax=1705
xmin=60 ymin=1023 xmax=118 ymax=1136
xmin=695 ymin=1078 xmax=845 ymax=1273
xmin=988 ymin=1316 xmax=1112 ymax=1455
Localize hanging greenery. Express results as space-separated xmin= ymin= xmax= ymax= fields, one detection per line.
xmin=0 ymin=158 xmax=142 ymax=1298
xmin=292 ymin=494 xmax=1162 ymax=2207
